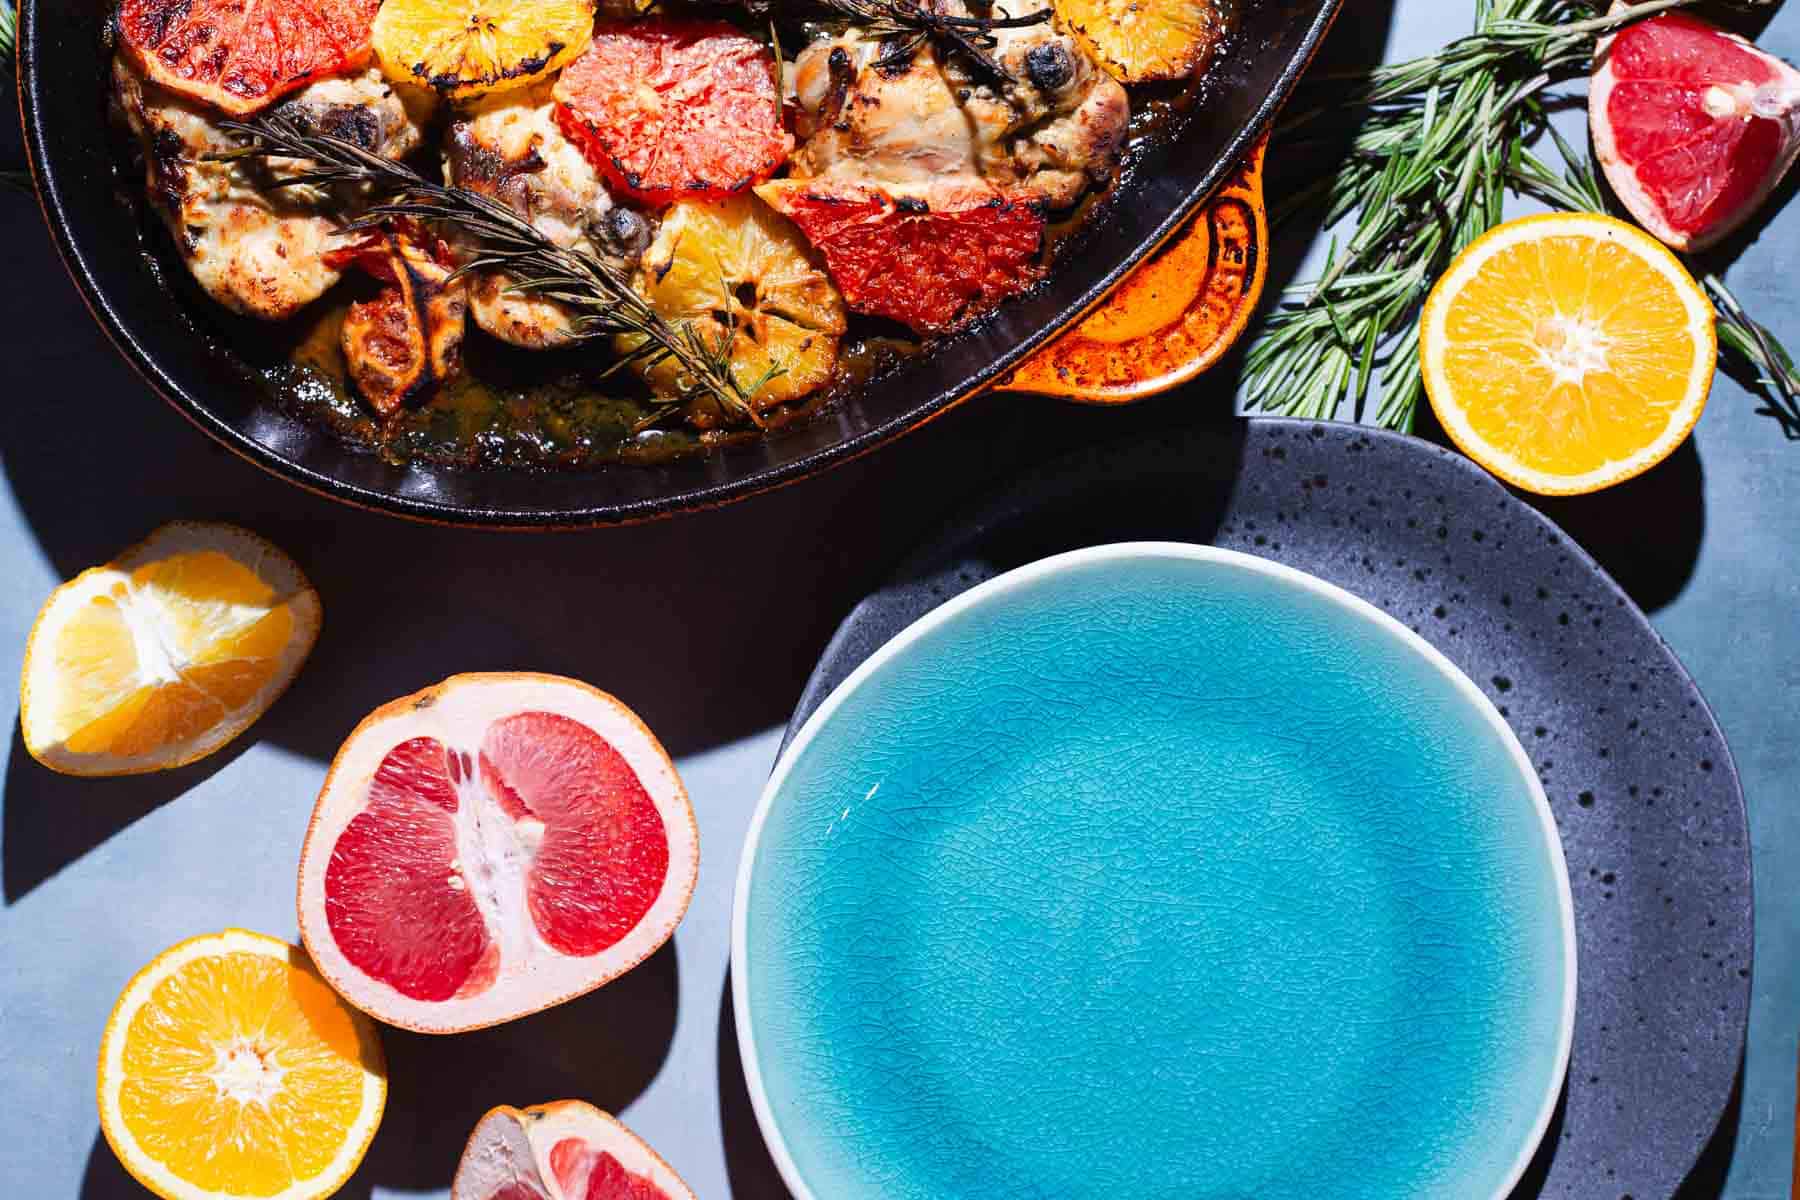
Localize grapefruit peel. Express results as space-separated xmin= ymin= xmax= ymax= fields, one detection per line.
xmin=297 ymin=673 xmax=698 ymax=1033
xmin=451 ymin=1101 xmax=697 ymax=1200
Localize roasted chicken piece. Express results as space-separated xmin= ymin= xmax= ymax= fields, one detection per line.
xmin=111 ymin=57 xmax=434 ymax=321
xmin=335 ymin=232 xmax=469 ymax=415
xmin=789 ymin=3 xmax=1128 ymax=209
xmin=961 ymin=6 xmax=1132 ymax=208
xmin=445 ymin=80 xmax=649 ymax=350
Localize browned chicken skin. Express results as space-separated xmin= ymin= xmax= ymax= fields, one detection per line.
xmin=444 ymin=80 xmax=646 ymax=350
xmin=789 ymin=3 xmax=1128 ymax=208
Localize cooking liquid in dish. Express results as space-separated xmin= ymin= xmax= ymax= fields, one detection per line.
xmin=113 ymin=2 xmax=1235 ymax=470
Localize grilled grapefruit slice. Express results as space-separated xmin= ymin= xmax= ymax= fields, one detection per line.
xmin=553 ymin=20 xmax=791 ymax=206
xmin=117 ymin=0 xmax=382 ymax=116
xmin=452 ymin=1102 xmax=696 ymax=1200
xmin=757 ymin=178 xmax=1046 ymax=334
xmin=296 ymin=674 xmax=698 ymax=1033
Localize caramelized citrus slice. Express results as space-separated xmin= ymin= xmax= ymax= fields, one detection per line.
xmin=553 ymin=20 xmax=791 ymax=206
xmin=117 ymin=0 xmax=381 ymax=116
xmin=372 ymin=0 xmax=597 ymax=100
xmin=623 ymin=196 xmax=846 ymax=423
xmin=1054 ymin=0 xmax=1221 ymax=83
xmin=1420 ymin=212 xmax=1716 ymax=496
xmin=757 ymin=178 xmax=1045 ymax=334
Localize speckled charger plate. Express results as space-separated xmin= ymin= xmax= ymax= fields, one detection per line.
xmin=784 ymin=418 xmax=1751 ymax=1200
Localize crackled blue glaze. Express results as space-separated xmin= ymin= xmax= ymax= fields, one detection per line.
xmin=742 ymin=548 xmax=1572 ymax=1199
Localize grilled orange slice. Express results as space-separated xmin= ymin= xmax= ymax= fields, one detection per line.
xmin=622 ymin=196 xmax=845 ymax=425
xmin=1055 ymin=0 xmax=1222 ymax=83
xmin=372 ymin=0 xmax=597 ymax=100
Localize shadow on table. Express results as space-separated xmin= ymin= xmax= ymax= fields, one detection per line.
xmin=2 ymin=725 xmax=255 ymax=902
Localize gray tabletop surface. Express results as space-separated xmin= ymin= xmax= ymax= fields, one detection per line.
xmin=3 ymin=1 xmax=1797 ymax=1196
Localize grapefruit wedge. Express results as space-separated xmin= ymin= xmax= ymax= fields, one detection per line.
xmin=297 ymin=674 xmax=698 ymax=1033
xmin=452 ymin=1102 xmax=696 ymax=1200
xmin=1592 ymin=9 xmax=1800 ymax=251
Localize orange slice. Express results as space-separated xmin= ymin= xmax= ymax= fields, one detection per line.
xmin=1420 ymin=212 xmax=1716 ymax=496
xmin=97 ymin=929 xmax=386 ymax=1200
xmin=1054 ymin=0 xmax=1222 ymax=83
xmin=372 ymin=0 xmax=597 ymax=100
xmin=19 ymin=522 xmax=321 ymax=775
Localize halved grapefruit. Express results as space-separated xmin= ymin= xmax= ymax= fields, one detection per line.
xmin=553 ymin=20 xmax=792 ymax=207
xmin=1592 ymin=8 xmax=1800 ymax=251
xmin=452 ymin=1102 xmax=696 ymax=1200
xmin=117 ymin=0 xmax=382 ymax=117
xmin=296 ymin=674 xmax=698 ymax=1033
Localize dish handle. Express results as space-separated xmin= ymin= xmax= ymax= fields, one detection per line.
xmin=989 ymin=134 xmax=1269 ymax=403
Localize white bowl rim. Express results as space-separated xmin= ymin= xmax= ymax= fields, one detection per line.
xmin=730 ymin=541 xmax=1578 ymax=1200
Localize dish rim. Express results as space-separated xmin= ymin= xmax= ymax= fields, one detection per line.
xmin=730 ymin=540 xmax=1579 ymax=1199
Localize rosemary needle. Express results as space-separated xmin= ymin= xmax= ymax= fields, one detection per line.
xmin=217 ymin=115 xmax=766 ymax=426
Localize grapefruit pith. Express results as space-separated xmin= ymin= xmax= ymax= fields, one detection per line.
xmin=297 ymin=674 xmax=698 ymax=1033
xmin=1592 ymin=9 xmax=1800 ymax=251
xmin=452 ymin=1102 xmax=697 ymax=1200
xmin=117 ymin=0 xmax=382 ymax=117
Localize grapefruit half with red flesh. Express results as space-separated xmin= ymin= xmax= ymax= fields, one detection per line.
xmin=297 ymin=674 xmax=697 ymax=1033
xmin=552 ymin=20 xmax=792 ymax=207
xmin=1592 ymin=9 xmax=1800 ymax=251
xmin=117 ymin=0 xmax=382 ymax=117
xmin=757 ymin=178 xmax=1047 ymax=334
xmin=451 ymin=1102 xmax=697 ymax=1200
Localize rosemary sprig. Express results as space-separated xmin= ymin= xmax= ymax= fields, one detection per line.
xmin=0 ymin=1 xmax=28 ymax=196
xmin=218 ymin=115 xmax=767 ymax=426
xmin=1245 ymin=0 xmax=1800 ymax=435
xmin=816 ymin=0 xmax=1053 ymax=83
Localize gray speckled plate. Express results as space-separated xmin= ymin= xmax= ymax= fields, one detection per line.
xmin=784 ymin=419 xmax=1751 ymax=1200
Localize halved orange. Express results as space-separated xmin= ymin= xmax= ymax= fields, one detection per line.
xmin=19 ymin=522 xmax=321 ymax=776
xmin=97 ymin=929 xmax=386 ymax=1200
xmin=117 ymin=0 xmax=381 ymax=116
xmin=1420 ymin=212 xmax=1716 ymax=496
xmin=371 ymin=0 xmax=597 ymax=100
xmin=1055 ymin=0 xmax=1222 ymax=83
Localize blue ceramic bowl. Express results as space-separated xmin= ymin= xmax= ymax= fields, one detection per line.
xmin=733 ymin=544 xmax=1575 ymax=1199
